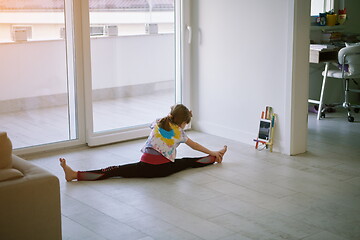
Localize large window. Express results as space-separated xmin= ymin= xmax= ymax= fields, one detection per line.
xmin=0 ymin=0 xmax=77 ymax=149
xmin=311 ymin=0 xmax=334 ymax=16
xmin=0 ymin=0 xmax=185 ymax=151
xmin=85 ymin=0 xmax=179 ymax=146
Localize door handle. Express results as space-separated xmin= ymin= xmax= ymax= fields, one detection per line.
xmin=186 ymin=25 xmax=192 ymax=44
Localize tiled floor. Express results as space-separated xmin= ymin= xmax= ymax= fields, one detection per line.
xmin=0 ymin=92 xmax=173 ymax=149
xmin=22 ymin=109 xmax=360 ymax=240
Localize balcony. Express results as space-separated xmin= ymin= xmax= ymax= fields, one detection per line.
xmin=0 ymin=34 xmax=175 ymax=149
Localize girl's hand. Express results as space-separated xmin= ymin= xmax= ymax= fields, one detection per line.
xmin=210 ymin=151 xmax=223 ymax=163
xmin=210 ymin=145 xmax=227 ymax=163
xmin=185 ymin=138 xmax=227 ymax=163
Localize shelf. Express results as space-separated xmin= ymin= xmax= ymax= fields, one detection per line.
xmin=310 ymin=25 xmax=345 ymax=31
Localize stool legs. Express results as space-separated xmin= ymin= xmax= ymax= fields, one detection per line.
xmin=317 ymin=62 xmax=330 ymax=120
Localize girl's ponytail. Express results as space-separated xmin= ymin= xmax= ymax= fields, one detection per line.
xmin=158 ymin=115 xmax=172 ymax=131
xmin=158 ymin=104 xmax=192 ymax=131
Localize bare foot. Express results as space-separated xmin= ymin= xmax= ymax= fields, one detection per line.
xmin=220 ymin=145 xmax=228 ymax=155
xmin=59 ymin=158 xmax=77 ymax=182
xmin=216 ymin=145 xmax=228 ymax=163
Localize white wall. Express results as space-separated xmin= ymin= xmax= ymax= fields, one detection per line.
xmin=190 ymin=0 xmax=309 ymax=154
xmin=344 ymin=0 xmax=360 ymax=34
xmin=0 ymin=40 xmax=67 ymax=100
xmin=90 ymin=35 xmax=174 ymax=89
xmin=0 ymin=34 xmax=174 ymax=101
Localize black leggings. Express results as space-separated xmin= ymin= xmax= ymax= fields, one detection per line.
xmin=77 ymin=156 xmax=215 ymax=181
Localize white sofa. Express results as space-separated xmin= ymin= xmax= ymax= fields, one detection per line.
xmin=0 ymin=132 xmax=62 ymax=240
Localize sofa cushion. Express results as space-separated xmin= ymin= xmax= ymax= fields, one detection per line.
xmin=0 ymin=156 xmax=62 ymax=240
xmin=0 ymin=132 xmax=12 ymax=169
xmin=0 ymin=168 xmax=24 ymax=182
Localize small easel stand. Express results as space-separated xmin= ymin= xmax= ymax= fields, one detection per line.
xmin=254 ymin=106 xmax=276 ymax=152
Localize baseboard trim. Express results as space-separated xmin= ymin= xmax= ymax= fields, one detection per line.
xmin=193 ymin=120 xmax=283 ymax=154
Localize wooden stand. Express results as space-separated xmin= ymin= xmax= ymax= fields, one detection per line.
xmin=254 ymin=106 xmax=276 ymax=152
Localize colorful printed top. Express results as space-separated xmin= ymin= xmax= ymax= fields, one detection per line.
xmin=141 ymin=120 xmax=188 ymax=162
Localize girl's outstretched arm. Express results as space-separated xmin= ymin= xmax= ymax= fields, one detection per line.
xmin=185 ymin=138 xmax=227 ymax=163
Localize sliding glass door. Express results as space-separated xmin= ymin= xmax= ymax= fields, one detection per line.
xmin=85 ymin=0 xmax=182 ymax=146
xmin=1 ymin=0 xmax=187 ymax=151
xmin=0 ymin=0 xmax=78 ymax=150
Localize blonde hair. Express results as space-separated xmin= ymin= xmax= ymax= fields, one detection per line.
xmin=158 ymin=104 xmax=192 ymax=131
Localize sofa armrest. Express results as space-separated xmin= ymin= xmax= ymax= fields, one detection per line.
xmin=0 ymin=155 xmax=62 ymax=240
